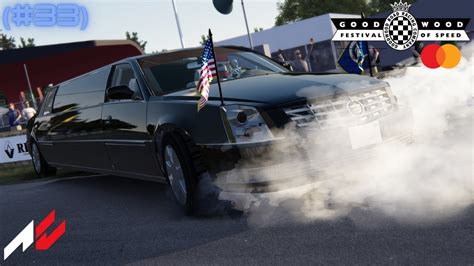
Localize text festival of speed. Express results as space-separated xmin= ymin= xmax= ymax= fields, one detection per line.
xmin=336 ymin=19 xmax=467 ymax=39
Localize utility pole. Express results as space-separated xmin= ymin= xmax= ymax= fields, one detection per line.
xmin=241 ymin=0 xmax=254 ymax=49
xmin=23 ymin=64 xmax=38 ymax=110
xmin=171 ymin=0 xmax=185 ymax=48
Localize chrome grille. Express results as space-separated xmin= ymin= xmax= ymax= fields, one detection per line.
xmin=284 ymin=88 xmax=394 ymax=130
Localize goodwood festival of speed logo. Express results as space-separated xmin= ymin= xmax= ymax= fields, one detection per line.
xmin=331 ymin=0 xmax=470 ymax=51
xmin=383 ymin=1 xmax=418 ymax=50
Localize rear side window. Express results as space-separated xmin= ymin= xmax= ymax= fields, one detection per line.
xmin=57 ymin=67 xmax=110 ymax=94
xmin=53 ymin=67 xmax=110 ymax=113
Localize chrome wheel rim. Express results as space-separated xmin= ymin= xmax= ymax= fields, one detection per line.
xmin=164 ymin=145 xmax=187 ymax=205
xmin=32 ymin=144 xmax=41 ymax=173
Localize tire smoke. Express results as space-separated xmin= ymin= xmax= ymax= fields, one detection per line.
xmin=218 ymin=43 xmax=473 ymax=226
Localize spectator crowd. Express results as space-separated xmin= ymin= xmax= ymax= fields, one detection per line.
xmin=4 ymin=101 xmax=37 ymax=131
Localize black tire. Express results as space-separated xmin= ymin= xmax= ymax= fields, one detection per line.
xmin=31 ymin=142 xmax=57 ymax=177
xmin=162 ymin=134 xmax=200 ymax=215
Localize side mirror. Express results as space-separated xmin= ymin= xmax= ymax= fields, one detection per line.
xmin=106 ymin=85 xmax=134 ymax=101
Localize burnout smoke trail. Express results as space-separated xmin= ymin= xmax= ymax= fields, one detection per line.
xmin=220 ymin=43 xmax=473 ymax=226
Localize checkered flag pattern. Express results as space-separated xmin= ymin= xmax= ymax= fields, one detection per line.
xmin=389 ymin=17 xmax=413 ymax=45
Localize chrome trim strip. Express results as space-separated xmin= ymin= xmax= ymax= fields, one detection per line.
xmin=363 ymin=97 xmax=391 ymax=108
xmin=349 ymin=90 xmax=386 ymax=101
xmin=102 ymin=100 xmax=147 ymax=105
xmin=196 ymin=137 xmax=285 ymax=147
xmin=363 ymin=106 xmax=391 ymax=116
xmin=37 ymin=141 xmax=53 ymax=146
xmin=105 ymin=142 xmax=146 ymax=147
xmin=284 ymin=87 xmax=393 ymax=130
xmin=289 ymin=114 xmax=316 ymax=121
xmin=49 ymin=139 xmax=152 ymax=143
xmin=49 ymin=162 xmax=166 ymax=181
xmin=309 ymin=100 xmax=347 ymax=109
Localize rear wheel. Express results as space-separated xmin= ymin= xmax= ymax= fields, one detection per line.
xmin=31 ymin=142 xmax=56 ymax=177
xmin=162 ymin=135 xmax=198 ymax=215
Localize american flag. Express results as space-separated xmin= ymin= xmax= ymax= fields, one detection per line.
xmin=196 ymin=38 xmax=217 ymax=111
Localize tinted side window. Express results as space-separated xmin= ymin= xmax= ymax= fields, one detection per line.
xmin=57 ymin=67 xmax=110 ymax=95
xmin=40 ymin=87 xmax=58 ymax=116
xmin=111 ymin=64 xmax=135 ymax=87
xmin=108 ymin=64 xmax=142 ymax=100
xmin=54 ymin=67 xmax=110 ymax=113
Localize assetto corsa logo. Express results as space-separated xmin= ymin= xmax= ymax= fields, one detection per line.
xmin=420 ymin=43 xmax=462 ymax=69
xmin=3 ymin=210 xmax=66 ymax=261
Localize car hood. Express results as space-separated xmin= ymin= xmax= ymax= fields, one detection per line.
xmin=163 ymin=73 xmax=388 ymax=107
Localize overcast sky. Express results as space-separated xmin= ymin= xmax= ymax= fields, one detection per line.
xmin=0 ymin=0 xmax=280 ymax=52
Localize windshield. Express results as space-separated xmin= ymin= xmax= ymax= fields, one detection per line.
xmin=138 ymin=48 xmax=287 ymax=95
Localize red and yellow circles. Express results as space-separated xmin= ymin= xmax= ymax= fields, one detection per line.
xmin=421 ymin=44 xmax=461 ymax=69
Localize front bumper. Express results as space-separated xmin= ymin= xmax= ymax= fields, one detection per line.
xmin=201 ymin=106 xmax=413 ymax=196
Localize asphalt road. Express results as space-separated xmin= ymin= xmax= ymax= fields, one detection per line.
xmin=0 ymin=174 xmax=473 ymax=265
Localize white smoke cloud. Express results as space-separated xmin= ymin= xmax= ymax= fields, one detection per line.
xmin=218 ymin=43 xmax=473 ymax=227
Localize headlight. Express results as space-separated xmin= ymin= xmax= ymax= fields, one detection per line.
xmin=223 ymin=105 xmax=275 ymax=144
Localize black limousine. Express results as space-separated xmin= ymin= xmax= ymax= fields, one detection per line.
xmin=27 ymin=46 xmax=413 ymax=214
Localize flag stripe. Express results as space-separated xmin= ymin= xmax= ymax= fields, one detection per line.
xmin=196 ymin=38 xmax=217 ymax=111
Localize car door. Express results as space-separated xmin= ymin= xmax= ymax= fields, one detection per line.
xmin=48 ymin=68 xmax=109 ymax=169
xmin=102 ymin=63 xmax=159 ymax=177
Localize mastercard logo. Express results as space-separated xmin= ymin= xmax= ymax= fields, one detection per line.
xmin=420 ymin=44 xmax=461 ymax=69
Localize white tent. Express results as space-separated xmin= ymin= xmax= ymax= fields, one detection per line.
xmin=217 ymin=13 xmax=359 ymax=53
xmin=217 ymin=13 xmax=360 ymax=72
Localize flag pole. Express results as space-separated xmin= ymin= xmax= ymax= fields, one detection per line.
xmin=361 ymin=12 xmax=373 ymax=77
xmin=208 ymin=29 xmax=225 ymax=107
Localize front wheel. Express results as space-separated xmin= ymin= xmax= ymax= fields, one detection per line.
xmin=31 ymin=142 xmax=56 ymax=177
xmin=162 ymin=135 xmax=198 ymax=215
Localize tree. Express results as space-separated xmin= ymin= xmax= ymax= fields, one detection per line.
xmin=275 ymin=0 xmax=368 ymax=26
xmin=275 ymin=0 xmax=415 ymax=26
xmin=0 ymin=30 xmax=16 ymax=50
xmin=126 ymin=31 xmax=147 ymax=51
xmin=0 ymin=30 xmax=36 ymax=50
xmin=19 ymin=37 xmax=35 ymax=48
xmin=369 ymin=0 xmax=415 ymax=14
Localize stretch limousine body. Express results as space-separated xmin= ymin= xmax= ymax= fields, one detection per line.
xmin=27 ymin=46 xmax=413 ymax=214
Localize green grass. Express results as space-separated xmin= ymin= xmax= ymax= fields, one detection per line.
xmin=0 ymin=163 xmax=37 ymax=184
xmin=0 ymin=162 xmax=91 ymax=185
